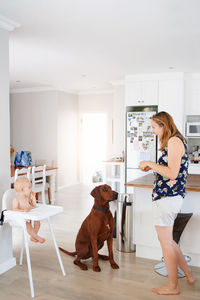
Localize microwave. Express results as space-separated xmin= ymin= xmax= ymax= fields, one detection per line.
xmin=186 ymin=122 xmax=200 ymax=136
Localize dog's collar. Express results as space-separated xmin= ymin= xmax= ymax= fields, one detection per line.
xmin=93 ymin=204 xmax=110 ymax=213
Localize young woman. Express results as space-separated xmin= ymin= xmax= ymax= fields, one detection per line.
xmin=139 ymin=111 xmax=195 ymax=295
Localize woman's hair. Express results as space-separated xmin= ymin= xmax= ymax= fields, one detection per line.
xmin=14 ymin=177 xmax=30 ymax=193
xmin=152 ymin=111 xmax=186 ymax=151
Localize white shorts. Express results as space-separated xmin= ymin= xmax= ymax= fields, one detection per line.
xmin=152 ymin=195 xmax=183 ymax=227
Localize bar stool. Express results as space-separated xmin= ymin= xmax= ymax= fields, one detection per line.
xmin=154 ymin=212 xmax=193 ymax=278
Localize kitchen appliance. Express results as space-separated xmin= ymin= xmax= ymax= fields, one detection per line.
xmin=186 ymin=122 xmax=200 ymax=137
xmin=117 ymin=194 xmax=135 ymax=252
xmin=125 ymin=106 xmax=158 ymax=192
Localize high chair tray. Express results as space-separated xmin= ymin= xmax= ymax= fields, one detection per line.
xmin=4 ymin=204 xmax=64 ymax=221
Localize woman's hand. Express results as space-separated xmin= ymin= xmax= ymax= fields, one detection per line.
xmin=139 ymin=161 xmax=151 ymax=171
xmin=142 ymin=166 xmax=151 ymax=172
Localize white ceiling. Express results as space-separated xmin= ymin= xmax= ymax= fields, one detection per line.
xmin=0 ymin=0 xmax=200 ymax=93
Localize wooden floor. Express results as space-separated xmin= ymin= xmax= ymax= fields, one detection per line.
xmin=0 ymin=184 xmax=199 ymax=299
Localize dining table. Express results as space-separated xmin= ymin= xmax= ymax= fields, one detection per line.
xmin=10 ymin=165 xmax=57 ymax=205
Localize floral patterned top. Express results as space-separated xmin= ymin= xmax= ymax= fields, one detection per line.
xmin=152 ymin=136 xmax=188 ymax=201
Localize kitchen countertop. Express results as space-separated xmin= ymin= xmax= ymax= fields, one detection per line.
xmin=126 ymin=173 xmax=200 ymax=192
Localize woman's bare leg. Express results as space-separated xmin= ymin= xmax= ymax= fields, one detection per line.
xmin=152 ymin=226 xmax=180 ymax=295
xmin=172 ymin=240 xmax=195 ymax=283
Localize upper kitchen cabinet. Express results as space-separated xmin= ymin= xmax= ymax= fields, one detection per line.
xmin=185 ymin=75 xmax=200 ymax=115
xmin=158 ymin=78 xmax=184 ymax=133
xmin=125 ymin=79 xmax=158 ymax=106
xmin=125 ymin=73 xmax=186 ymax=132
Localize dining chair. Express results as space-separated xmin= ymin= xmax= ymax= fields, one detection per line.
xmin=31 ymin=165 xmax=50 ymax=204
xmin=2 ymin=189 xmax=66 ymax=298
xmin=14 ymin=167 xmax=31 ymax=181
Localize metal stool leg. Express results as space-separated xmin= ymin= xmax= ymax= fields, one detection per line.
xmin=154 ymin=256 xmax=191 ymax=278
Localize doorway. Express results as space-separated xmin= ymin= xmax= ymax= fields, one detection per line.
xmin=80 ymin=113 xmax=107 ymax=186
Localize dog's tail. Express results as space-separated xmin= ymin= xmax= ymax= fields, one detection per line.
xmin=59 ymin=247 xmax=77 ymax=257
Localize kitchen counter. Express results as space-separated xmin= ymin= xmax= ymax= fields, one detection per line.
xmin=126 ymin=173 xmax=200 ymax=267
xmin=126 ymin=173 xmax=200 ymax=191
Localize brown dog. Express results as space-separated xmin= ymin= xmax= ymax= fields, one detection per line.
xmin=59 ymin=184 xmax=119 ymax=272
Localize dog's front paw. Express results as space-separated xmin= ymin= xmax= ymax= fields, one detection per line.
xmin=93 ymin=265 xmax=101 ymax=272
xmin=80 ymin=264 xmax=88 ymax=271
xmin=111 ymin=262 xmax=119 ymax=269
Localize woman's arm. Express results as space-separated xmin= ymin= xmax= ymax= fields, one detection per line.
xmin=139 ymin=137 xmax=185 ymax=180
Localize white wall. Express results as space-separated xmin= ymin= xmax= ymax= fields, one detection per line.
xmin=78 ymin=92 xmax=114 ymax=184
xmin=10 ymin=91 xmax=58 ymax=165
xmin=0 ymin=29 xmax=10 ymax=200
xmin=78 ymin=92 xmax=114 ymax=159
xmin=113 ymin=85 xmax=125 ymax=157
xmin=10 ymin=88 xmax=125 ymax=188
xmin=57 ymin=91 xmax=78 ymax=188
xmin=78 ymin=90 xmax=125 ymax=184
xmin=0 ymin=28 xmax=16 ymax=273
xmin=10 ymin=90 xmax=79 ymax=188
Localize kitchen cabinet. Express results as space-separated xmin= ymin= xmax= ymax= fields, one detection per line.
xmin=126 ymin=174 xmax=200 ymax=266
xmin=124 ymin=73 xmax=200 ymax=142
xmin=188 ymin=163 xmax=200 ymax=174
xmin=185 ymin=78 xmax=200 ymax=115
xmin=125 ymin=80 xmax=158 ymax=106
xmin=158 ymin=79 xmax=184 ymax=132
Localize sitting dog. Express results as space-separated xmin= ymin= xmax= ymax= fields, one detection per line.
xmin=59 ymin=184 xmax=119 ymax=272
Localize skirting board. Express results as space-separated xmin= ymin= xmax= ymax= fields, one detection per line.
xmin=0 ymin=257 xmax=16 ymax=275
xmin=136 ymin=245 xmax=162 ymax=261
xmin=183 ymin=253 xmax=200 ymax=268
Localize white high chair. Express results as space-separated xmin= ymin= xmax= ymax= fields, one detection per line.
xmin=2 ymin=189 xmax=66 ymax=298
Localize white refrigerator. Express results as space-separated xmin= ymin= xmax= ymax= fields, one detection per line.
xmin=125 ymin=106 xmax=157 ymax=192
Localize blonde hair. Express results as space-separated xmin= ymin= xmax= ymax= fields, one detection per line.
xmin=14 ymin=177 xmax=30 ymax=193
xmin=152 ymin=111 xmax=187 ymax=151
